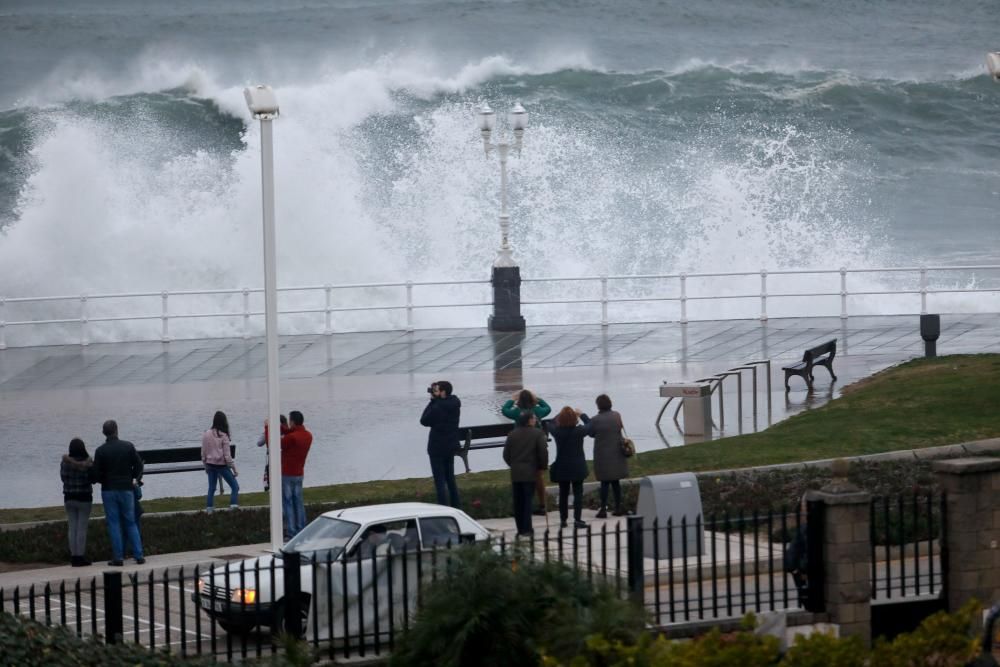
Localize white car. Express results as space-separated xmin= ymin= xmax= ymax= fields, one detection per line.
xmin=195 ymin=502 xmax=491 ymax=635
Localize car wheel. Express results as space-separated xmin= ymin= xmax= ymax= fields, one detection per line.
xmin=271 ymin=595 xmax=310 ymax=635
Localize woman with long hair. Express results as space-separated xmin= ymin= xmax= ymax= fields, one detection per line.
xmin=61 ymin=438 xmax=93 ymax=566
xmin=549 ymin=406 xmax=590 ymax=529
xmin=201 ymin=410 xmax=239 ymax=510
xmin=501 ymin=389 xmax=552 ymax=515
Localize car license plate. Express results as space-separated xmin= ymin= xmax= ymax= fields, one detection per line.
xmin=200 ymin=597 xmax=227 ymax=613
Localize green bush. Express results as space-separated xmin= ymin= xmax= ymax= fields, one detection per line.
xmin=782 ymin=631 xmax=868 ymax=667
xmin=388 ymin=544 xmax=646 ymax=667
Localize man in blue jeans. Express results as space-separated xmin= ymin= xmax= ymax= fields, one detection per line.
xmin=91 ymin=420 xmax=145 ymax=566
xmin=420 ymin=380 xmax=461 ymax=508
xmin=280 ymin=410 xmax=313 ymax=540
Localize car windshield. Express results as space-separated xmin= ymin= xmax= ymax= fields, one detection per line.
xmin=282 ymin=517 xmax=359 ymax=563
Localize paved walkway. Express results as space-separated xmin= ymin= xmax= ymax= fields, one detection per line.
xmin=2 ymin=313 xmax=998 ymax=508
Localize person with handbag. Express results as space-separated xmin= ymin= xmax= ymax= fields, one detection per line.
xmin=201 ymin=410 xmax=239 ymax=511
xmin=585 ymin=394 xmax=630 ymax=518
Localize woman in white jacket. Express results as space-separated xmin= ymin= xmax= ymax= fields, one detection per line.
xmin=202 ymin=411 xmax=239 ymax=510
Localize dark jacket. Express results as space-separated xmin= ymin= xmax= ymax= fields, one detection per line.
xmin=587 ymin=409 xmax=628 ymax=481
xmin=61 ymin=455 xmax=94 ymax=502
xmin=502 ymin=426 xmax=548 ymax=483
xmin=549 ymin=414 xmax=590 ymax=483
xmin=91 ymin=437 xmax=143 ymax=492
xmin=420 ymin=395 xmax=462 ymax=457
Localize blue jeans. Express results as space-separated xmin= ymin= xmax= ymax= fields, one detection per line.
xmin=429 ymin=454 xmax=460 ymax=508
xmin=281 ymin=475 xmax=306 ymax=540
xmin=103 ymin=490 xmax=143 ymax=562
xmin=205 ymin=465 xmax=239 ymax=508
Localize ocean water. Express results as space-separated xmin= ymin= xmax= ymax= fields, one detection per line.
xmin=0 ymin=0 xmax=998 ymax=330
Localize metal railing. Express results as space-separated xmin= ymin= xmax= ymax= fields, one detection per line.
xmin=1 ymin=265 xmax=999 ymax=349
xmin=870 ymin=492 xmax=946 ymax=602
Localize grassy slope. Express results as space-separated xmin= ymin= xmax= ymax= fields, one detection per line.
xmin=5 ymin=354 xmax=1000 ymax=526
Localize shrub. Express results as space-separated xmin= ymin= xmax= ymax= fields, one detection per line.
xmin=870 ymin=599 xmax=980 ymax=667
xmin=782 ymin=631 xmax=868 ymax=667
xmin=389 ymin=544 xmax=646 ymax=667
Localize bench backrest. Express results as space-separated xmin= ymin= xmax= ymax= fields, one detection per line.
xmin=139 ymin=445 xmax=236 ymax=465
xmin=803 ymin=339 xmax=836 ymax=363
xmin=461 ymin=420 xmax=554 ymax=443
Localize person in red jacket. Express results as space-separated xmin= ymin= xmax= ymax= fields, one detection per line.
xmin=280 ymin=410 xmax=313 ymax=540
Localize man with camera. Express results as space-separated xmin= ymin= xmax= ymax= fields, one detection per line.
xmin=419 ymin=380 xmax=461 ymax=508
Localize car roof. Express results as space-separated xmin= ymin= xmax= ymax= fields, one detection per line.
xmin=321 ymin=502 xmax=470 ymax=524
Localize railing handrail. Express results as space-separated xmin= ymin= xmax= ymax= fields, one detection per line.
xmin=2 ymin=264 xmax=1000 ymax=349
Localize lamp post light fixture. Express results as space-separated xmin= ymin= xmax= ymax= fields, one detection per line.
xmin=243 ymin=84 xmax=284 ymax=552
xmin=478 ymin=101 xmax=528 ymax=268
xmin=478 ymin=101 xmax=529 ymax=332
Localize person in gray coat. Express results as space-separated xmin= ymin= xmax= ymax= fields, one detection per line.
xmin=586 ymin=394 xmax=628 ymax=518
xmin=502 ymin=412 xmax=549 ymax=536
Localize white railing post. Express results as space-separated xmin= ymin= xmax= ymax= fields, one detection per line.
xmin=325 ymin=285 xmax=333 ymax=335
xmin=840 ymin=267 xmax=848 ymax=320
xmin=919 ymin=267 xmax=928 ymax=315
xmin=405 ymin=282 xmax=414 ymax=332
xmin=80 ymin=295 xmax=89 ymax=347
xmin=759 ymin=269 xmax=768 ymax=321
xmin=161 ymin=291 xmax=170 ymax=343
xmin=679 ymin=273 xmax=688 ymax=324
xmin=243 ymin=288 xmax=251 ymax=340
xmin=0 ymin=297 xmax=6 ymax=350
xmin=600 ymin=276 xmax=608 ymax=327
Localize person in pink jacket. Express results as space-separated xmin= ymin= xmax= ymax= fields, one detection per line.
xmin=201 ymin=411 xmax=239 ymax=510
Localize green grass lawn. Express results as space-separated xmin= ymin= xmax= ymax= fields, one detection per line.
xmin=5 ymin=354 xmax=1000 ymax=527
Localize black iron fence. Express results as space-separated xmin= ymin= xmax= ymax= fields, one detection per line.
xmin=869 ymin=492 xmax=946 ymax=601
xmin=0 ymin=506 xmax=825 ymax=662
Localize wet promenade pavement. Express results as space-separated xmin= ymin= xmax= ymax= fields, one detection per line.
xmin=2 ymin=313 xmax=998 ymax=508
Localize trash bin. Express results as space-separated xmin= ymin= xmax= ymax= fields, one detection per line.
xmin=659 ymin=382 xmax=712 ymax=436
xmin=637 ymin=473 xmax=704 ymax=560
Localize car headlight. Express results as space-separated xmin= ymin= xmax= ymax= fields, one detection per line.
xmin=197 ymin=579 xmax=205 ymax=594
xmin=231 ymin=588 xmax=256 ymax=605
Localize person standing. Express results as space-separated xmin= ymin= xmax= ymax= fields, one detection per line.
xmin=420 ymin=380 xmax=461 ymax=508
xmin=61 ymin=438 xmax=93 ymax=566
xmin=201 ymin=411 xmax=239 ymax=510
xmin=280 ymin=410 xmax=313 ymax=540
xmin=548 ymin=407 xmax=590 ymax=529
xmin=501 ymin=389 xmax=552 ymax=516
xmin=256 ymin=414 xmax=287 ymax=492
xmin=586 ymin=394 xmax=629 ymax=518
xmin=91 ymin=420 xmax=144 ymax=566
xmin=502 ymin=412 xmax=549 ymax=537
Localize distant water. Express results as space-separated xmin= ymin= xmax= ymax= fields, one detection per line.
xmin=0 ymin=0 xmax=998 ymax=329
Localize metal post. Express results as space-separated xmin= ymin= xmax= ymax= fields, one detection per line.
xmin=324 ymin=285 xmax=333 ymax=335
xmin=600 ymin=276 xmax=608 ymax=327
xmin=679 ymin=273 xmax=688 ymax=324
xmin=405 ymin=282 xmax=414 ymax=332
xmin=626 ymin=516 xmax=644 ymax=605
xmin=760 ymin=269 xmax=768 ymax=321
xmin=282 ymin=550 xmax=304 ymax=639
xmin=0 ymin=297 xmax=5 ymax=350
xmin=839 ymin=267 xmax=848 ymax=320
xmin=80 ymin=296 xmax=88 ymax=347
xmin=243 ymin=289 xmax=251 ymax=340
xmin=103 ymin=571 xmax=123 ymax=644
xmin=919 ymin=268 xmax=928 ymax=315
xmin=161 ymin=292 xmax=170 ymax=343
xmin=258 ymin=115 xmax=284 ymax=552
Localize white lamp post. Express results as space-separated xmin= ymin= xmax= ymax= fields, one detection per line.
xmin=244 ymin=84 xmax=284 ymax=552
xmin=478 ymin=102 xmax=529 ymax=268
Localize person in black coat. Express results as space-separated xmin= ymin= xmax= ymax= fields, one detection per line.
xmin=549 ymin=406 xmax=591 ymax=529
xmin=420 ymin=380 xmax=461 ymax=508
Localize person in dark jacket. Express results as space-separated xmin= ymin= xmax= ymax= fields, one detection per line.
xmin=61 ymin=438 xmax=93 ymax=566
xmin=420 ymin=380 xmax=461 ymax=508
xmin=501 ymin=389 xmax=552 ymax=516
xmin=502 ymin=412 xmax=549 ymax=536
xmin=548 ymin=406 xmax=590 ymax=529
xmin=91 ymin=420 xmax=145 ymax=566
xmin=585 ymin=394 xmax=629 ymax=518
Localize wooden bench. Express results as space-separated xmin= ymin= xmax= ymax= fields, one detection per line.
xmin=782 ymin=339 xmax=837 ymax=390
xmin=456 ymin=421 xmax=551 ymax=473
xmin=139 ymin=445 xmax=236 ymax=475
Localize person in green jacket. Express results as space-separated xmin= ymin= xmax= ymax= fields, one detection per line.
xmin=502 ymin=389 xmax=552 ymax=515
